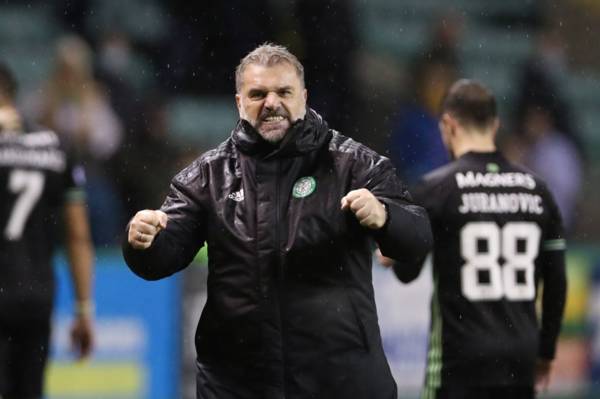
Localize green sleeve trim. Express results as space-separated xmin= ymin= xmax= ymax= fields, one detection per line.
xmin=543 ymin=239 xmax=566 ymax=251
xmin=193 ymin=246 xmax=208 ymax=266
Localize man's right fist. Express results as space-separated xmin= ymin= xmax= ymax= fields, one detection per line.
xmin=128 ymin=210 xmax=168 ymax=250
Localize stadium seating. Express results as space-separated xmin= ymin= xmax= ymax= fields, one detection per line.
xmin=166 ymin=96 xmax=237 ymax=147
xmin=0 ymin=5 xmax=61 ymax=92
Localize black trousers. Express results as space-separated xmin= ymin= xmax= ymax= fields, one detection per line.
xmin=0 ymin=314 xmax=50 ymax=399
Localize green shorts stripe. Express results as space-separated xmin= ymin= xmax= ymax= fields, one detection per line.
xmin=422 ymin=274 xmax=442 ymax=399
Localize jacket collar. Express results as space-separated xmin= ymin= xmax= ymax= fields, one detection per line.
xmin=460 ymin=150 xmax=505 ymax=162
xmin=231 ymin=108 xmax=331 ymax=159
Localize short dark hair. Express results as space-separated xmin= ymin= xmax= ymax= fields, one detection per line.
xmin=235 ymin=43 xmax=304 ymax=92
xmin=441 ymin=79 xmax=497 ymax=128
xmin=0 ymin=62 xmax=17 ymax=101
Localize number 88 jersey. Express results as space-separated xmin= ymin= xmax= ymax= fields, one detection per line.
xmin=0 ymin=130 xmax=84 ymax=312
xmin=412 ymin=151 xmax=566 ymax=390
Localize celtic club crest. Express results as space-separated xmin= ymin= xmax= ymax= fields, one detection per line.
xmin=292 ymin=176 xmax=316 ymax=198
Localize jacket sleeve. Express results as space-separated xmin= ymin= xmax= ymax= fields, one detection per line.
xmin=122 ymin=170 xmax=207 ymax=281
xmin=361 ymin=157 xmax=432 ymax=275
xmin=538 ymin=188 xmax=567 ymax=360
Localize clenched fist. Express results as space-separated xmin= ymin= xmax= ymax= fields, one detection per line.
xmin=341 ymin=188 xmax=387 ymax=229
xmin=128 ymin=210 xmax=168 ymax=250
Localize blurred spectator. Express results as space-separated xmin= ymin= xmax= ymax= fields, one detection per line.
xmin=95 ymin=30 xmax=146 ymax=140
xmin=112 ymin=97 xmax=186 ymax=217
xmin=37 ymin=35 xmax=123 ymax=162
xmin=514 ymin=26 xmax=584 ymax=158
xmin=34 ymin=35 xmax=125 ymax=245
xmin=509 ymin=25 xmax=585 ymax=232
xmin=388 ymin=15 xmax=463 ymax=184
xmin=506 ymin=102 xmax=583 ymax=232
xmin=422 ymin=11 xmax=464 ymax=70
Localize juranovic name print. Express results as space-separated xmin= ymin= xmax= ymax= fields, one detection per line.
xmin=458 ymin=192 xmax=544 ymax=214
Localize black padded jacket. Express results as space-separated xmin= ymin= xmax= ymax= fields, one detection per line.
xmin=123 ymin=109 xmax=432 ymax=399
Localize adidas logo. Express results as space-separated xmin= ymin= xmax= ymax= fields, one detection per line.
xmin=228 ymin=189 xmax=244 ymax=202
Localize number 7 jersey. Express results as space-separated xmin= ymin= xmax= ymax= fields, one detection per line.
xmin=412 ymin=151 xmax=567 ymax=391
xmin=0 ymin=130 xmax=85 ymax=312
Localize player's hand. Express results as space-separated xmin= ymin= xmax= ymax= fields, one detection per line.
xmin=375 ymin=248 xmax=395 ymax=268
xmin=535 ymin=358 xmax=552 ymax=393
xmin=341 ymin=189 xmax=387 ymax=229
xmin=70 ymin=315 xmax=94 ymax=360
xmin=128 ymin=210 xmax=168 ymax=250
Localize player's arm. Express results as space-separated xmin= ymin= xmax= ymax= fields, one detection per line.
xmin=342 ymin=157 xmax=432 ymax=268
xmin=536 ymin=244 xmax=566 ymax=392
xmin=536 ymin=189 xmax=568 ymax=391
xmin=538 ymin=246 xmax=566 ymax=358
xmin=123 ymin=173 xmax=207 ymax=280
xmin=64 ymin=198 xmax=95 ymax=359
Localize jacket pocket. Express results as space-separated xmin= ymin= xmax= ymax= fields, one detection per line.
xmin=285 ymin=285 xmax=369 ymax=355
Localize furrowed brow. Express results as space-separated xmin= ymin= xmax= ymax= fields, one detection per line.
xmin=248 ymin=88 xmax=267 ymax=97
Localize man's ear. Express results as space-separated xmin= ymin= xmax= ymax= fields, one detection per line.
xmin=446 ymin=113 xmax=461 ymax=137
xmin=440 ymin=113 xmax=453 ymax=134
xmin=235 ymin=93 xmax=242 ymax=112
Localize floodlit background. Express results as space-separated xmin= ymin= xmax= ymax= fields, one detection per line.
xmin=1 ymin=0 xmax=599 ymax=398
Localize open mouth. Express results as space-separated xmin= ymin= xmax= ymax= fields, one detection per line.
xmin=262 ymin=115 xmax=287 ymax=123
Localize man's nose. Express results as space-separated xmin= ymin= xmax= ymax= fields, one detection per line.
xmin=264 ymin=92 xmax=280 ymax=109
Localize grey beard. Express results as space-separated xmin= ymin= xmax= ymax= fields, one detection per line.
xmin=259 ymin=129 xmax=287 ymax=143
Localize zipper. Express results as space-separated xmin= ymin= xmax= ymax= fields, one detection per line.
xmin=275 ymin=159 xmax=288 ymax=398
xmin=276 ymin=159 xmax=284 ymax=282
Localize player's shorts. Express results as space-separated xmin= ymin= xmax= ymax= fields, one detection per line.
xmin=425 ymin=385 xmax=534 ymax=399
xmin=0 ymin=314 xmax=51 ymax=399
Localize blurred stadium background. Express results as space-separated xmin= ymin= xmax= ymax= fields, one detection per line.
xmin=1 ymin=0 xmax=599 ymax=398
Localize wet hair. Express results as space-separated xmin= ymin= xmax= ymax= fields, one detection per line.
xmin=441 ymin=79 xmax=497 ymax=129
xmin=235 ymin=43 xmax=305 ymax=92
xmin=0 ymin=62 xmax=17 ymax=101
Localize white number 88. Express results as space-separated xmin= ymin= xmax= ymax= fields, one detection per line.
xmin=460 ymin=222 xmax=541 ymax=301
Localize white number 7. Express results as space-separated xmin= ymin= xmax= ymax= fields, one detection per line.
xmin=4 ymin=170 xmax=45 ymax=241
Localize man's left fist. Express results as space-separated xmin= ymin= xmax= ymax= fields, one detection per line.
xmin=341 ymin=188 xmax=387 ymax=230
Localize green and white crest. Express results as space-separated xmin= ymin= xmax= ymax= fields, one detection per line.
xmin=292 ymin=176 xmax=316 ymax=198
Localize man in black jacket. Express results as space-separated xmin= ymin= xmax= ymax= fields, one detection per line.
xmin=123 ymin=43 xmax=432 ymax=399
